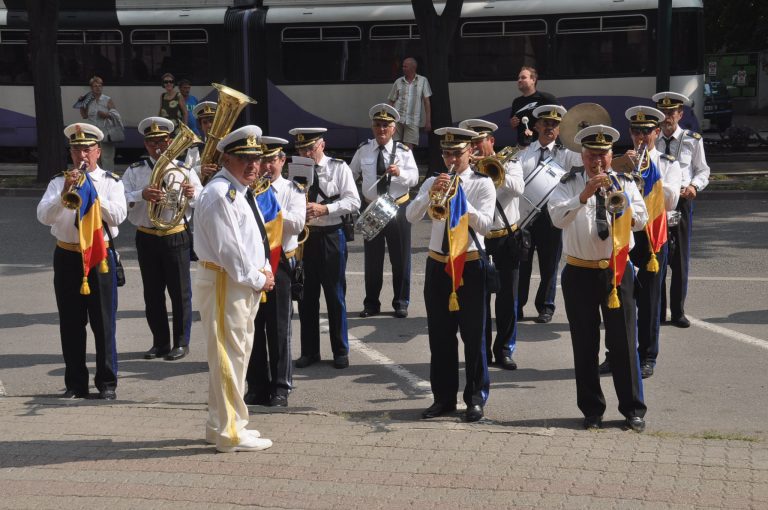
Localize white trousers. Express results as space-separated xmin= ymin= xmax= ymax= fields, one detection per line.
xmin=195 ymin=265 xmax=259 ymax=447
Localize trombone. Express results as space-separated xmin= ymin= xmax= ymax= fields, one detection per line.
xmin=473 ymin=146 xmax=518 ymax=188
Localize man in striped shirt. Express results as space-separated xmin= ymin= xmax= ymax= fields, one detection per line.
xmin=388 ymin=57 xmax=432 ymax=149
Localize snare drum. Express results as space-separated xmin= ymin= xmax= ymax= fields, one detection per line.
xmin=667 ymin=210 xmax=682 ymax=227
xmin=355 ymin=194 xmax=399 ymax=241
xmin=518 ymin=157 xmax=565 ymax=229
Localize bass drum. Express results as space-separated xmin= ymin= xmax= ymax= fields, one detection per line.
xmin=355 ymin=194 xmax=399 ymax=241
xmin=518 ymin=157 xmax=565 ymax=229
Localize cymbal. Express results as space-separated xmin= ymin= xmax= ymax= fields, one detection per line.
xmin=559 ymin=103 xmax=611 ymax=152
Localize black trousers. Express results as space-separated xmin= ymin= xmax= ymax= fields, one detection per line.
xmin=561 ymin=262 xmax=645 ymax=419
xmin=247 ymin=256 xmax=294 ymax=398
xmin=53 ymin=246 xmax=118 ymax=393
xmin=484 ymin=236 xmax=520 ymax=361
xmin=518 ymin=209 xmax=562 ymax=315
xmin=662 ymin=197 xmax=693 ymax=320
xmin=363 ymin=204 xmax=411 ymax=311
xmin=629 ymin=234 xmax=668 ymax=365
xmin=298 ymin=226 xmax=349 ymax=357
xmin=424 ymin=257 xmax=489 ymax=407
xmin=135 ymin=229 xmax=192 ymax=350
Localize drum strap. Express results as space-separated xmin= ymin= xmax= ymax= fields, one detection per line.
xmin=494 ymin=200 xmax=516 ymax=237
xmin=376 ymin=143 xmax=398 ymax=196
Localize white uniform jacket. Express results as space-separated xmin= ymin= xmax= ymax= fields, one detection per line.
xmin=350 ymin=138 xmax=419 ymax=203
xmin=307 ymin=154 xmax=361 ymax=227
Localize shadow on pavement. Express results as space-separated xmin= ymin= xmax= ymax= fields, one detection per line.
xmin=705 ymin=309 xmax=768 ymax=325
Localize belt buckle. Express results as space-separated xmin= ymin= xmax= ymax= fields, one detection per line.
xmin=598 ymin=259 xmax=609 ymax=269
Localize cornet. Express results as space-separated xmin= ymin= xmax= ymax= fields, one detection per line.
xmin=631 ymin=142 xmax=647 ymax=191
xmin=428 ymin=165 xmax=458 ymax=221
xmin=61 ymin=161 xmax=87 ymax=210
xmin=597 ymin=162 xmax=628 ymax=214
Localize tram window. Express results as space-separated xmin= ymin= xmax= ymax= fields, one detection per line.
xmin=59 ymin=45 xmax=124 ymax=84
xmin=131 ymin=29 xmax=211 ymax=83
xmin=367 ymin=39 xmax=423 ymax=81
xmin=58 ymin=31 xmax=84 ymax=44
xmin=455 ymin=34 xmax=547 ymax=80
xmin=670 ymin=10 xmax=703 ymax=74
xmin=281 ymin=40 xmax=362 ymax=82
xmin=0 ymin=30 xmax=29 ymax=44
xmin=554 ymin=28 xmax=651 ymax=78
xmin=369 ymin=24 xmax=419 ymax=40
xmin=170 ymin=30 xmax=207 ymax=44
xmin=602 ymin=15 xmax=647 ymax=31
xmin=85 ymin=31 xmax=123 ymax=44
xmin=0 ymin=45 xmax=31 ymax=84
xmin=557 ymin=17 xmax=601 ymax=33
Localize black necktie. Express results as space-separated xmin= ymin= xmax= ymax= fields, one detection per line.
xmin=377 ymin=145 xmax=389 ymax=195
xmin=246 ymin=189 xmax=271 ymax=260
xmin=594 ymin=190 xmax=609 ymax=240
xmin=662 ymin=136 xmax=673 ymax=155
xmin=538 ymin=146 xmax=548 ymax=165
xmin=308 ymin=165 xmax=320 ymax=203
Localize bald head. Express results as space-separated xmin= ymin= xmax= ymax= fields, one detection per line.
xmin=402 ymin=58 xmax=417 ymax=79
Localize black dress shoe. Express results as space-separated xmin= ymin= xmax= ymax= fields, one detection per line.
xmin=421 ymin=401 xmax=456 ymax=419
xmin=98 ymin=389 xmax=116 ymax=400
xmin=583 ymin=415 xmax=603 ymax=430
xmin=61 ymin=389 xmax=88 ymax=399
xmin=164 ymin=346 xmax=189 ymax=361
xmin=500 ymin=355 xmax=518 ymax=370
xmin=269 ymin=395 xmax=288 ymax=407
xmin=671 ymin=315 xmax=691 ymax=328
xmin=465 ymin=404 xmax=484 ymax=422
xmin=144 ymin=346 xmax=170 ymax=359
xmin=295 ymin=354 xmax=320 ymax=368
xmin=244 ymin=392 xmax=270 ymax=406
xmin=359 ymin=308 xmax=380 ymax=318
xmin=333 ymin=355 xmax=349 ymax=369
xmin=535 ymin=312 xmax=552 ymax=324
xmin=394 ymin=308 xmax=408 ymax=318
xmin=640 ymin=360 xmax=654 ymax=379
xmin=598 ymin=359 xmax=612 ymax=375
xmin=625 ymin=416 xmax=646 ymax=433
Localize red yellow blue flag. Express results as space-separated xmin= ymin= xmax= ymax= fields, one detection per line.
xmin=444 ymin=182 xmax=469 ymax=311
xmin=75 ymin=172 xmax=108 ymax=295
xmin=637 ymin=149 xmax=667 ymax=272
xmin=607 ymin=173 xmax=633 ymax=309
xmin=255 ymin=187 xmax=284 ymax=274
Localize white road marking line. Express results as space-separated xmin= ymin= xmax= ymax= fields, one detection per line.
xmin=684 ymin=313 xmax=768 ymax=352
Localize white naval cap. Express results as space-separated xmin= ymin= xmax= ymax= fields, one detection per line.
xmin=64 ymin=123 xmax=104 ymax=146
xmin=574 ymin=124 xmax=620 ymax=150
xmin=369 ymin=103 xmax=400 ymax=123
xmin=652 ymin=91 xmax=690 ymax=110
xmin=260 ymin=136 xmax=289 ymax=158
xmin=217 ymin=125 xmax=263 ymax=155
xmin=458 ymin=119 xmax=498 ymax=140
xmin=434 ymin=127 xmax=478 ymax=149
xmin=532 ymin=104 xmax=567 ymax=122
xmin=288 ymin=127 xmax=327 ymax=149
xmin=138 ymin=117 xmax=174 ymax=139
xmin=625 ymin=106 xmax=665 ymax=127
xmin=193 ymin=101 xmax=217 ymax=119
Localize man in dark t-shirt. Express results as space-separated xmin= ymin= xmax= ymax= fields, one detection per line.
xmin=508 ymin=66 xmax=557 ymax=147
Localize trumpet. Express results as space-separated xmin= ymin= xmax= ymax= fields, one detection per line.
xmin=61 ymin=161 xmax=87 ymax=210
xmin=631 ymin=142 xmax=647 ymax=191
xmin=474 ymin=146 xmax=519 ymax=188
xmin=249 ymin=174 xmax=272 ymax=195
xmin=598 ymin=163 xmax=628 ymax=214
xmin=428 ymin=165 xmax=458 ymax=221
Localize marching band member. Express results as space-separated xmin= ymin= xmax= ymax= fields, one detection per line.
xmin=406 ymin=127 xmax=495 ymax=422
xmin=351 ymin=104 xmax=419 ymax=319
xmin=600 ymin=107 xmax=682 ymax=379
xmin=185 ymin=101 xmax=218 ymax=180
xmin=548 ymin=125 xmax=648 ymax=432
xmin=290 ymin=128 xmax=361 ymax=369
xmin=245 ymin=136 xmax=306 ymax=407
xmin=459 ymin=118 xmax=524 ymax=370
xmin=194 ymin=125 xmax=274 ymax=452
xmin=37 ymin=123 xmax=126 ymax=399
xmin=516 ymin=104 xmax=582 ymax=324
xmin=653 ymin=92 xmax=710 ymax=328
xmin=123 ymin=117 xmax=202 ymax=361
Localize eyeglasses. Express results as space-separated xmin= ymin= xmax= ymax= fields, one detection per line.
xmin=70 ymin=146 xmax=98 ymax=154
xmin=441 ymin=149 xmax=467 ymax=158
xmin=630 ymin=127 xmax=656 ymax=135
xmin=297 ymin=143 xmax=318 ymax=155
xmin=162 ymin=80 xmax=174 ymax=84
xmin=235 ymin=155 xmax=262 ymax=164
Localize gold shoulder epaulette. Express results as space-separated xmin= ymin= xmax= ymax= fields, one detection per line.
xmin=397 ymin=142 xmax=410 ymax=152
xmin=684 ymin=130 xmax=702 ymax=140
xmin=106 ymin=171 xmax=121 ymax=181
xmin=660 ymin=153 xmax=676 ymax=162
xmin=226 ymin=183 xmax=237 ymax=203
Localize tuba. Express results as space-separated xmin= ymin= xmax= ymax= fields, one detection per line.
xmin=427 ymin=166 xmax=458 ymax=221
xmin=199 ymin=83 xmax=257 ymax=185
xmin=475 ymin=146 xmax=519 ymax=188
xmin=148 ymin=123 xmax=202 ymax=230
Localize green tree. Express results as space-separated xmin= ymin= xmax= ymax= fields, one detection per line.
xmin=27 ymin=0 xmax=66 ymax=181
xmin=704 ymin=0 xmax=768 ymax=53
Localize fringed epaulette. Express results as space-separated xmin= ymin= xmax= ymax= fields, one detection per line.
xmin=129 ymin=159 xmax=147 ymax=169
xmin=105 ymin=171 xmax=121 ymax=181
xmin=226 ymin=183 xmax=237 ymax=203
xmin=660 ymin=153 xmax=676 ymax=162
xmin=684 ymin=130 xmax=702 ymax=140
xmin=330 ymin=157 xmax=345 ymax=163
xmin=396 ymin=142 xmax=410 ymax=152
xmin=560 ymin=166 xmax=583 ymax=183
xmin=291 ymin=180 xmax=305 ymax=192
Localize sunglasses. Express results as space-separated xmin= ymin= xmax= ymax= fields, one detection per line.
xmin=162 ymin=80 xmax=174 ymax=84
xmin=630 ymin=127 xmax=656 ymax=135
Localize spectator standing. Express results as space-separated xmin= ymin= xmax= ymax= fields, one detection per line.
xmin=158 ymin=73 xmax=188 ymax=132
xmin=387 ymin=57 xmax=432 ymax=149
xmin=508 ymin=67 xmax=556 ymax=148
xmin=79 ymin=76 xmax=120 ymax=171
xmin=178 ymin=79 xmax=200 ymax=136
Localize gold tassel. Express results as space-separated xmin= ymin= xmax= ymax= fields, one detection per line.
xmin=646 ymin=252 xmax=659 ymax=273
xmin=80 ymin=277 xmax=91 ymax=295
xmin=260 ymin=292 xmax=267 ymax=303
xmin=448 ymin=291 xmax=460 ymax=311
xmin=99 ymin=259 xmax=109 ymax=273
xmin=607 ymin=287 xmax=620 ymax=309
